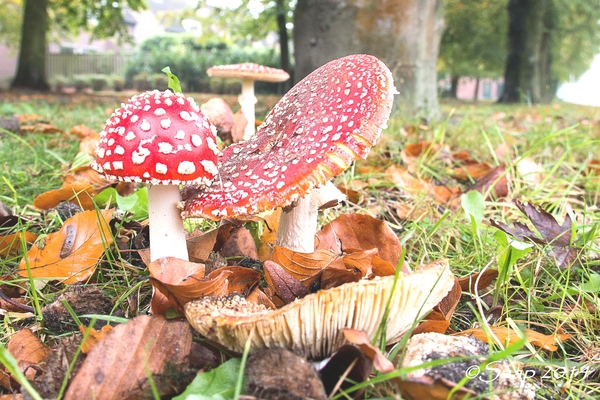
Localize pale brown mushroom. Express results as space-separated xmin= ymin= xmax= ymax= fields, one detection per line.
xmin=206 ymin=63 xmax=290 ymax=140
xmin=184 ymin=259 xmax=455 ymax=360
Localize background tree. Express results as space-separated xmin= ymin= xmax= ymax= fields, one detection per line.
xmin=184 ymin=0 xmax=295 ymax=90
xmin=294 ymin=0 xmax=445 ymax=118
xmin=499 ymin=0 xmax=600 ymax=103
xmin=438 ymin=0 xmax=507 ymax=99
xmin=11 ymin=0 xmax=146 ymax=91
xmin=0 ymin=0 xmax=23 ymax=48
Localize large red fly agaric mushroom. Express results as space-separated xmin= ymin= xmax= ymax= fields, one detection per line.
xmin=92 ymin=89 xmax=220 ymax=262
xmin=182 ymin=54 xmax=396 ymax=253
xmin=206 ymin=63 xmax=290 ymax=140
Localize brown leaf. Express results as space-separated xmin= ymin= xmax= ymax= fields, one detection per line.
xmin=0 ymin=232 xmax=37 ymax=256
xmin=458 ymin=269 xmax=499 ymax=293
xmin=20 ymin=123 xmax=63 ymax=134
xmin=449 ymin=161 xmax=492 ymax=181
xmin=258 ymin=209 xmax=280 ymax=261
xmin=263 ymin=260 xmax=310 ymax=304
xmin=490 ymin=200 xmax=579 ymax=267
xmin=216 ymin=265 xmax=262 ymax=296
xmin=0 ymin=329 xmax=49 ymax=391
xmin=453 ymin=326 xmax=571 ymax=352
xmin=33 ymin=182 xmax=96 ymax=211
xmin=79 ymin=324 xmax=113 ymax=354
xmin=342 ymin=248 xmax=397 ymax=278
xmin=64 ymin=315 xmax=195 ymax=399
xmin=62 ymin=166 xmax=112 ymax=193
xmin=343 ymin=329 xmax=394 ymax=373
xmin=216 ymin=224 xmax=258 ymax=260
xmin=18 ymin=209 xmax=114 ymax=284
xmin=148 ymin=256 xmax=206 ymax=314
xmin=316 ymin=213 xmax=402 ymax=267
xmin=70 ymin=124 xmax=97 ymax=138
xmin=467 ymin=164 xmax=509 ymax=199
xmin=187 ymin=229 xmax=220 ymax=264
xmin=413 ymin=278 xmax=461 ymax=335
xmin=269 ymin=246 xmax=341 ymax=287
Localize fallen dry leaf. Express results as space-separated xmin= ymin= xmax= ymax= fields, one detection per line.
xmin=79 ymin=324 xmax=113 ymax=354
xmin=490 ymin=200 xmax=580 ymax=268
xmin=413 ymin=277 xmax=461 ymax=335
xmin=149 ymin=257 xmax=231 ymax=315
xmin=316 ymin=213 xmax=402 ymax=267
xmin=343 ymin=328 xmax=394 ymax=373
xmin=18 ymin=209 xmax=114 ymax=284
xmin=33 ymin=182 xmax=96 ymax=211
xmin=257 ymin=209 xmax=281 ymax=261
xmin=0 ymin=232 xmax=38 ymax=256
xmin=269 ymin=246 xmax=341 ymax=287
xmin=263 ymin=260 xmax=310 ymax=304
xmin=0 ymin=329 xmax=49 ymax=391
xmin=20 ymin=123 xmax=63 ymax=134
xmin=454 ymin=326 xmax=571 ymax=352
xmin=458 ymin=269 xmax=499 ymax=293
xmin=64 ymin=315 xmax=196 ymax=399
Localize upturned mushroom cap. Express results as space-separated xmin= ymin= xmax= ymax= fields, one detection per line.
xmin=182 ymin=54 xmax=396 ymax=219
xmin=184 ymin=259 xmax=454 ymax=360
xmin=92 ymin=90 xmax=220 ymax=186
xmin=207 ymin=63 xmax=290 ymax=83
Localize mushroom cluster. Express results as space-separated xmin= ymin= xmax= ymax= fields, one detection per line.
xmin=92 ymin=89 xmax=219 ymax=262
xmin=183 ymin=54 xmax=397 ymax=253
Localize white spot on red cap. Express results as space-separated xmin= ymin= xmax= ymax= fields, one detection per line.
xmin=154 ymin=108 xmax=166 ymax=116
xmin=155 ymin=163 xmax=167 ymax=174
xmin=140 ymin=120 xmax=151 ymax=131
xmin=175 ymin=130 xmax=185 ymax=139
xmin=158 ymin=142 xmax=173 ymax=154
xmin=178 ymin=161 xmax=196 ymax=175
xmin=160 ymin=118 xmax=171 ymax=129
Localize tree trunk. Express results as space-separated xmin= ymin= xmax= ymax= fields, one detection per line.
xmin=294 ymin=0 xmax=444 ymax=119
xmin=498 ymin=0 xmax=549 ymax=103
xmin=11 ymin=0 xmax=49 ymax=91
xmin=450 ymin=75 xmax=459 ymax=99
xmin=275 ymin=0 xmax=292 ymax=92
xmin=473 ymin=77 xmax=480 ymax=101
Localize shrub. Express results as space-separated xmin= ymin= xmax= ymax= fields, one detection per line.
xmin=124 ymin=33 xmax=284 ymax=94
xmin=73 ymin=75 xmax=92 ymax=92
xmin=151 ymin=73 xmax=168 ymax=91
xmin=132 ymin=72 xmax=150 ymax=92
xmin=51 ymin=75 xmax=69 ymax=92
xmin=90 ymin=75 xmax=110 ymax=91
xmin=110 ymin=75 xmax=126 ymax=91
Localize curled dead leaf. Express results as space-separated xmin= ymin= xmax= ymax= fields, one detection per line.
xmin=18 ymin=209 xmax=114 ymax=284
xmin=453 ymin=326 xmax=571 ymax=352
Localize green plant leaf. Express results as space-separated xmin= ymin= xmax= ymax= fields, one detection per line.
xmin=579 ymin=273 xmax=600 ymax=293
xmin=162 ymin=66 xmax=183 ymax=93
xmin=173 ymin=358 xmax=242 ymax=399
xmin=94 ymin=187 xmax=148 ymax=220
xmin=461 ymin=190 xmax=485 ymax=226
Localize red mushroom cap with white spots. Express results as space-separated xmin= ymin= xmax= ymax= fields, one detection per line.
xmin=92 ymin=90 xmax=220 ymax=186
xmin=182 ymin=54 xmax=396 ymax=219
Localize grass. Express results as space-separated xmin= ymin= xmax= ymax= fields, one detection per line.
xmin=1 ymin=94 xmax=600 ymax=398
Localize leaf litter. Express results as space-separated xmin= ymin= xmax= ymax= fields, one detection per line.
xmin=2 ymin=96 xmax=599 ymax=399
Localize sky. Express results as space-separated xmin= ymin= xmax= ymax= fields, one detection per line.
xmin=557 ymin=54 xmax=600 ymax=107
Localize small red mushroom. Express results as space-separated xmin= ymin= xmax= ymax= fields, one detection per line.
xmin=182 ymin=54 xmax=397 ymax=253
xmin=206 ymin=63 xmax=290 ymax=140
xmin=92 ymin=89 xmax=220 ymax=262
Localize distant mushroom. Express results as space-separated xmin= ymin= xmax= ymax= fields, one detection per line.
xmin=206 ymin=63 xmax=290 ymax=140
xmin=92 ymin=89 xmax=220 ymax=262
xmin=183 ymin=54 xmax=397 ymax=253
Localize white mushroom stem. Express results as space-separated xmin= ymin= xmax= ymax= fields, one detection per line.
xmin=148 ymin=184 xmax=189 ymax=262
xmin=239 ymin=78 xmax=257 ymax=141
xmin=276 ymin=181 xmax=346 ymax=253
